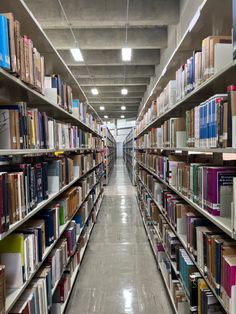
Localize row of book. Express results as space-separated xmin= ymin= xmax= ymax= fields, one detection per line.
xmin=0 ymin=152 xmax=103 ymax=233
xmin=72 ymin=100 xmax=102 ymax=134
xmin=0 ymin=168 xmax=102 ymax=313
xmin=137 ymin=179 xmax=227 ymax=313
xmin=44 ymin=75 xmax=73 ymax=114
xmin=0 ymin=13 xmax=44 ymax=92
xmin=0 ymin=12 xmax=77 ymax=116
xmin=136 ymin=152 xmax=236 ymax=218
xmin=0 ymin=13 xmax=104 ymax=129
xmin=136 ymin=88 xmax=236 ymax=149
xmin=0 ymin=103 xmax=104 ymax=150
xmin=136 ymin=35 xmax=232 ymax=135
xmin=176 ymin=36 xmax=232 ymax=101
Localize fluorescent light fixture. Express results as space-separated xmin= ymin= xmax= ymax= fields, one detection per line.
xmin=121 ymin=88 xmax=128 ymax=95
xmin=91 ymin=88 xmax=99 ymax=95
xmin=122 ymin=47 xmax=132 ymax=61
xmin=70 ymin=48 xmax=84 ymax=62
xmin=104 ymin=115 xmax=108 ymax=119
xmin=121 ymin=115 xmax=125 ymax=118
xmin=100 ymin=106 xmax=105 ymax=110
xmin=121 ymin=106 xmax=126 ymax=110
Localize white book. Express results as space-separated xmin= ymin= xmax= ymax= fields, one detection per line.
xmin=48 ymin=120 xmax=55 ymax=149
xmin=24 ymin=236 xmax=30 ymax=280
xmin=0 ymin=253 xmax=23 ymax=288
xmin=176 ymin=131 xmax=186 ymax=148
xmin=44 ymin=88 xmax=57 ymax=105
xmin=0 ymin=110 xmax=11 ymax=149
xmin=214 ymin=43 xmax=232 ymax=75
xmin=27 ymin=234 xmax=35 ymax=274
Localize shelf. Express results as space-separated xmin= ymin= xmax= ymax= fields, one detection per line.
xmin=137 ymin=0 xmax=232 ymax=125
xmin=137 ymin=197 xmax=178 ymax=314
xmin=0 ymin=162 xmax=103 ymax=241
xmin=135 ymin=146 xmax=236 ymax=154
xmin=136 ymin=175 xmax=230 ymax=314
xmin=0 ymin=67 xmax=102 ymax=137
xmin=51 ymin=190 xmax=103 ymax=296
xmin=136 ymin=160 xmax=233 ymax=238
xmin=0 ymin=0 xmax=102 ymax=125
xmin=60 ymin=193 xmax=104 ymax=314
xmin=0 ymin=147 xmax=103 ymax=157
xmin=4 ymin=175 xmax=104 ymax=313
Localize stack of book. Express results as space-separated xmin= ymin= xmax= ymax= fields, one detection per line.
xmin=44 ymin=75 xmax=73 ymax=113
xmin=0 ymin=103 xmax=103 ymax=150
xmin=0 ymin=13 xmax=45 ymax=92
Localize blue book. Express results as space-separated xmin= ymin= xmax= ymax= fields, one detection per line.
xmin=212 ymin=97 xmax=216 ymax=147
xmin=204 ymin=102 xmax=207 ymax=147
xmin=0 ymin=15 xmax=10 ymax=69
xmin=199 ymin=104 xmax=204 ymax=146
xmin=37 ymin=209 xmax=54 ymax=246
xmin=207 ymin=99 xmax=211 ymax=147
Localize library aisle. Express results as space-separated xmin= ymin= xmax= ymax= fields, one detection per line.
xmin=65 ymin=158 xmax=173 ymax=314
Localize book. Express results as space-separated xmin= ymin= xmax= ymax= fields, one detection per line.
xmin=0 ymin=15 xmax=10 ymax=70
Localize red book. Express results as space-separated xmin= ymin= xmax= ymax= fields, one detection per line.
xmin=224 ymin=256 xmax=236 ymax=297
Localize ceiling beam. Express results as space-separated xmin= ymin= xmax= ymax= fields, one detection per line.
xmin=44 ymin=28 xmax=167 ymax=50
xmin=24 ymin=0 xmax=179 ymax=29
xmin=58 ymin=49 xmax=160 ymax=66
xmin=71 ymin=65 xmax=155 ymax=78
xmin=88 ymin=92 xmax=144 ymax=98
xmin=78 ymin=77 xmax=150 ymax=86
xmin=83 ymin=86 xmax=146 ymax=93
xmin=89 ymin=98 xmax=141 ymax=103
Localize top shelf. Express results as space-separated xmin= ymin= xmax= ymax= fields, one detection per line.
xmin=137 ymin=0 xmax=233 ymax=123
xmin=137 ymin=60 xmax=236 ymax=138
xmin=0 ymin=0 xmax=102 ymax=125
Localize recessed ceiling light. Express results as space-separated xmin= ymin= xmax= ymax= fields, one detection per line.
xmin=91 ymin=88 xmax=99 ymax=95
xmin=121 ymin=106 xmax=126 ymax=110
xmin=121 ymin=88 xmax=128 ymax=95
xmin=104 ymin=115 xmax=108 ymax=119
xmin=121 ymin=115 xmax=125 ymax=118
xmin=100 ymin=106 xmax=105 ymax=110
xmin=70 ymin=48 xmax=84 ymax=62
xmin=122 ymin=47 xmax=132 ymax=61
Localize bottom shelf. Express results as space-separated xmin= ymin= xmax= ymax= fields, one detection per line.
xmin=137 ymin=195 xmax=186 ymax=314
xmin=57 ymin=193 xmax=104 ymax=314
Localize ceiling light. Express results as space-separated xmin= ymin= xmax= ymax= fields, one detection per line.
xmin=121 ymin=88 xmax=128 ymax=95
xmin=121 ymin=115 xmax=125 ymax=119
xmin=100 ymin=106 xmax=105 ymax=110
xmin=121 ymin=106 xmax=126 ymax=110
xmin=122 ymin=48 xmax=132 ymax=61
xmin=91 ymin=88 xmax=99 ymax=95
xmin=104 ymin=115 xmax=108 ymax=119
xmin=70 ymin=48 xmax=84 ymax=62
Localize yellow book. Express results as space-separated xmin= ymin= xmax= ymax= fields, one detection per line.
xmin=198 ymin=278 xmax=208 ymax=314
xmin=0 ymin=233 xmax=24 ymax=264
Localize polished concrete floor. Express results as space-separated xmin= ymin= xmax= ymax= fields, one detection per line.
xmin=65 ymin=158 xmax=173 ymax=314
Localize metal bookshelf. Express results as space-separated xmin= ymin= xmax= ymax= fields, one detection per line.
xmin=123 ymin=128 xmax=136 ymax=186
xmin=134 ymin=0 xmax=236 ymax=313
xmin=0 ymin=0 xmax=106 ymax=312
xmin=0 ymin=0 xmax=102 ymax=137
xmin=102 ymin=126 xmax=116 ymax=185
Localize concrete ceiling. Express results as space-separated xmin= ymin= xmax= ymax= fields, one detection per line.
xmin=25 ymin=0 xmax=180 ymax=120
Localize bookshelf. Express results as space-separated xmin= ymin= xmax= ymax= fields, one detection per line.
xmin=102 ymin=126 xmax=116 ymax=185
xmin=137 ymin=0 xmax=233 ymax=130
xmin=0 ymin=1 xmax=106 ymax=313
xmin=134 ymin=0 xmax=236 ymax=313
xmin=123 ymin=128 xmax=136 ymax=185
xmin=5 ymin=166 xmax=104 ymax=313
